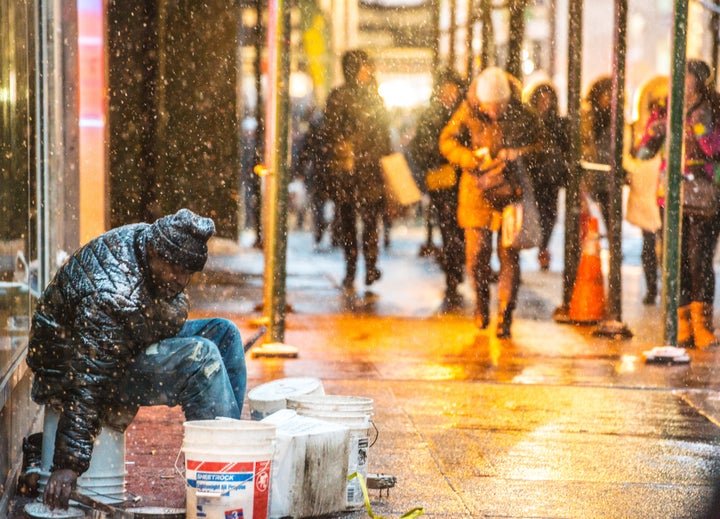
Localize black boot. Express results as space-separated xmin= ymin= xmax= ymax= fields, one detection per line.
xmin=474 ymin=286 xmax=490 ymax=329
xmin=342 ymin=263 xmax=357 ymax=290
xmin=496 ymin=303 xmax=513 ymax=339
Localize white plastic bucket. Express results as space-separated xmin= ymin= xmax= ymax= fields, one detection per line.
xmin=38 ymin=407 xmax=126 ymax=504
xmin=286 ymin=395 xmax=373 ymax=510
xmin=247 ymin=377 xmax=325 ymax=420
xmin=182 ymin=419 xmax=276 ymax=519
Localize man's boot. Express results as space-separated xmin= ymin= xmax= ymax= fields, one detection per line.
xmin=690 ymin=301 xmax=718 ymax=349
xmin=677 ymin=305 xmax=693 ymax=347
xmin=496 ymin=302 xmax=513 ymax=339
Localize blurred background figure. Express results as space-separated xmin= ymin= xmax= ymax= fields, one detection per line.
xmin=627 ymin=75 xmax=668 ymax=306
xmin=581 ymin=75 xmax=614 ymax=230
xmin=294 ymin=108 xmax=336 ymax=251
xmin=523 ymin=80 xmax=570 ymax=271
xmin=407 ymin=68 xmax=467 ymax=311
xmin=320 ymin=49 xmax=393 ymax=291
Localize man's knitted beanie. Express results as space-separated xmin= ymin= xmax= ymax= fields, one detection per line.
xmin=146 ymin=209 xmax=215 ymax=271
xmin=475 ymin=67 xmax=511 ymax=103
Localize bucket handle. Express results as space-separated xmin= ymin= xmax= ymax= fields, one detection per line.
xmin=369 ymin=420 xmax=379 ymax=448
xmin=174 ymin=447 xmax=185 ymax=480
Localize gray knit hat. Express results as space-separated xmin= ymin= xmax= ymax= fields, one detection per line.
xmin=146 ymin=209 xmax=215 ymax=271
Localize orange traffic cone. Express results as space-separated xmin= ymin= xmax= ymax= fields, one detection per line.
xmin=568 ymin=216 xmax=606 ymax=324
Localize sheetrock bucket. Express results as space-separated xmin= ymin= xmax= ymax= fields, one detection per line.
xmin=247 ymin=377 xmax=325 ymax=420
xmin=183 ymin=419 xmax=276 ymax=519
xmin=38 ymin=407 xmax=126 ymax=504
xmin=286 ymin=395 xmax=373 ymax=510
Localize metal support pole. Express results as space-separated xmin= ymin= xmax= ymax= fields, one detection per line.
xmin=553 ymin=0 xmax=582 ymax=321
xmin=254 ymin=0 xmax=298 ymax=358
xmin=594 ymin=0 xmax=632 ymax=338
xmin=479 ymin=0 xmax=491 ymax=69
xmin=465 ymin=0 xmax=475 ymax=77
xmin=548 ymin=0 xmax=556 ymax=77
xmin=35 ymin=0 xmax=52 ymax=291
xmin=431 ymin=0 xmax=440 ymax=72
xmin=449 ymin=0 xmax=457 ymax=68
xmin=661 ymin=0 xmax=689 ymax=347
xmin=712 ymin=0 xmax=719 ymax=86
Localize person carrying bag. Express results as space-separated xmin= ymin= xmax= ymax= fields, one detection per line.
xmin=439 ymin=66 xmax=542 ymax=338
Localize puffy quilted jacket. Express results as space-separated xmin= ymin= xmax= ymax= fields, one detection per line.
xmin=27 ymin=223 xmax=188 ymax=475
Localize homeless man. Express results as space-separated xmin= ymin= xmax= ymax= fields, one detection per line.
xmin=27 ymin=208 xmax=247 ymax=510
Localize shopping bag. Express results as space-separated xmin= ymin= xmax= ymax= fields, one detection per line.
xmin=501 ymin=197 xmax=541 ymax=250
xmin=380 ymin=153 xmax=423 ymax=206
xmin=500 ymin=162 xmax=542 ymax=249
xmin=624 ymin=154 xmax=662 ymax=232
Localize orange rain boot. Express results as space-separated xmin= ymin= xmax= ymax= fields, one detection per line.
xmin=690 ymin=302 xmax=718 ymax=349
xmin=677 ymin=305 xmax=693 ymax=348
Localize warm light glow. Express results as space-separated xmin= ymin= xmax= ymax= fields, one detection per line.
xmin=78 ymin=0 xmax=106 ymax=243
xmin=289 ymin=71 xmax=313 ymax=99
xmin=378 ymin=76 xmax=433 ymax=109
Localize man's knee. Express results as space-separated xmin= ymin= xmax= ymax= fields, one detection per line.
xmin=182 ymin=338 xmax=225 ymax=379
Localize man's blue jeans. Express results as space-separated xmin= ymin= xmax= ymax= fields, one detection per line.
xmin=115 ymin=318 xmax=246 ymax=425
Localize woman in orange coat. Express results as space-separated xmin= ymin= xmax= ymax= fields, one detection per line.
xmin=440 ymin=67 xmax=541 ymax=338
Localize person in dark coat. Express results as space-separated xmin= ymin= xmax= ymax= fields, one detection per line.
xmin=408 ymin=68 xmax=466 ymax=310
xmin=27 ymin=208 xmax=247 ymax=510
xmin=580 ymin=76 xmax=614 ymax=230
xmin=321 ymin=49 xmax=393 ymax=290
xmin=294 ymin=108 xmax=335 ymax=249
xmin=523 ymin=80 xmax=570 ymax=271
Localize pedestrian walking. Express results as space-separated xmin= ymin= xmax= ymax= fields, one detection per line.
xmin=320 ymin=49 xmax=393 ymax=291
xmin=440 ymin=67 xmax=542 ymax=338
xmin=26 ymin=209 xmax=248 ymax=511
xmin=407 ymin=68 xmax=466 ymax=311
xmin=294 ymin=108 xmax=335 ymax=250
xmin=523 ymin=80 xmax=570 ymax=271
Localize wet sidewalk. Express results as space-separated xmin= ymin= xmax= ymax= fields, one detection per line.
xmin=12 ymin=221 xmax=720 ymax=518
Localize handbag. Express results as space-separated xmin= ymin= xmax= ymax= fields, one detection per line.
xmin=501 ymin=178 xmax=542 ymax=250
xmin=426 ymin=164 xmax=457 ymax=191
xmin=682 ymin=173 xmax=717 ymax=218
xmin=475 ymin=160 xmax=523 ymax=211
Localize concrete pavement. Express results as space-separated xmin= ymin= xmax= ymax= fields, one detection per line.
xmin=192 ymin=220 xmax=720 ymax=518
xmin=12 ymin=217 xmax=720 ymax=518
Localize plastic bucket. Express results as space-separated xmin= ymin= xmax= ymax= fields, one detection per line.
xmin=286 ymin=395 xmax=373 ymax=510
xmin=247 ymin=377 xmax=325 ymax=420
xmin=182 ymin=419 xmax=276 ymax=519
xmin=38 ymin=407 xmax=126 ymax=504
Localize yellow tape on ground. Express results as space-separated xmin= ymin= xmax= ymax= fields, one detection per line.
xmin=348 ymin=472 xmax=425 ymax=519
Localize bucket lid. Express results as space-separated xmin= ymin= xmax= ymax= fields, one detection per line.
xmin=24 ymin=503 xmax=85 ymax=519
xmin=287 ymin=394 xmax=374 ymax=412
xmin=248 ymin=377 xmax=324 ymax=404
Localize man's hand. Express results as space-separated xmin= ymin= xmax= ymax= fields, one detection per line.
xmin=43 ymin=468 xmax=78 ymax=510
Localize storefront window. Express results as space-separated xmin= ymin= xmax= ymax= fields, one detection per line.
xmin=0 ymin=0 xmax=33 ymax=374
